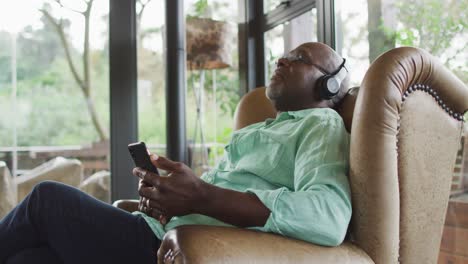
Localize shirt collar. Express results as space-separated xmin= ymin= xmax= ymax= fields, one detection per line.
xmin=265 ymin=108 xmax=318 ymax=125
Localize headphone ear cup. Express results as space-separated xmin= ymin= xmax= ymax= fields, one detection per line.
xmin=318 ymin=75 xmax=333 ymax=100
xmin=320 ymin=75 xmax=342 ymax=100
xmin=319 ymin=58 xmax=348 ymax=100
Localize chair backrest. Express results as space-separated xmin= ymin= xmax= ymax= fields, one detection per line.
xmin=232 ymin=47 xmax=467 ymax=264
xmin=350 ymin=47 xmax=467 ymax=263
xmin=232 ymin=87 xmax=275 ymax=130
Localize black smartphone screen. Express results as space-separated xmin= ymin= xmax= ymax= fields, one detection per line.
xmin=128 ymin=142 xmax=160 ymax=175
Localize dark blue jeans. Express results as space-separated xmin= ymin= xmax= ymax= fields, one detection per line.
xmin=0 ymin=181 xmax=160 ymax=264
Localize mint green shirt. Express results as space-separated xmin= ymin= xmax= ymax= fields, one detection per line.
xmin=134 ymin=108 xmax=351 ymax=246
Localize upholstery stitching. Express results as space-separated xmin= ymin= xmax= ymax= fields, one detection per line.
xmin=401 ymin=84 xmax=465 ymax=121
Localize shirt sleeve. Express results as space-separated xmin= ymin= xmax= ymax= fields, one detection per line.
xmin=246 ymin=115 xmax=351 ymax=246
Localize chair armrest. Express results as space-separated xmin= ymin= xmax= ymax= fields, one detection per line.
xmin=113 ymin=199 xmax=139 ymax=213
xmin=158 ymin=226 xmax=374 ymax=264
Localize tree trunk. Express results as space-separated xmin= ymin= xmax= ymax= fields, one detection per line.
xmin=41 ymin=0 xmax=108 ymax=142
xmin=367 ymin=0 xmax=396 ymax=63
xmin=85 ymin=96 xmax=107 ymax=141
xmin=82 ymin=0 xmax=108 ymax=141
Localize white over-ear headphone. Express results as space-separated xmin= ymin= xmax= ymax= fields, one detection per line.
xmin=318 ymin=58 xmax=348 ymax=100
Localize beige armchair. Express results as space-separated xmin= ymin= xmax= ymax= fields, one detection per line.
xmin=115 ymin=47 xmax=467 ymax=263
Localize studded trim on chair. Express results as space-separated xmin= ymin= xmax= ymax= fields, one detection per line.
xmin=402 ymin=84 xmax=465 ymax=121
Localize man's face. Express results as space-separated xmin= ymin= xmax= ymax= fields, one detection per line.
xmin=266 ymin=42 xmax=337 ymax=112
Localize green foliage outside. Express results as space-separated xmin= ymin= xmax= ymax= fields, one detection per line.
xmin=384 ymin=0 xmax=467 ymax=83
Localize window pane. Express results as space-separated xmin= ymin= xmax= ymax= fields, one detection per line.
xmin=335 ymin=0 xmax=468 ymax=260
xmin=334 ymin=0 xmax=369 ymax=87
xmin=0 ymin=0 xmax=111 ymax=208
xmin=185 ymin=0 xmax=240 ymax=176
xmin=264 ymin=9 xmax=317 ymax=86
xmin=137 ymin=0 xmax=167 ymax=158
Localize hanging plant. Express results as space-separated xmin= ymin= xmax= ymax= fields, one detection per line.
xmin=194 ymin=0 xmax=209 ymax=17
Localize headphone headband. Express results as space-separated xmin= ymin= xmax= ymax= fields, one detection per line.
xmin=333 ymin=58 xmax=347 ymax=82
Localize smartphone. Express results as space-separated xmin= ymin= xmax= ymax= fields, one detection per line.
xmin=128 ymin=141 xmax=160 ymax=175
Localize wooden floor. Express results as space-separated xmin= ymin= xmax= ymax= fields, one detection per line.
xmin=438 ymin=196 xmax=468 ymax=264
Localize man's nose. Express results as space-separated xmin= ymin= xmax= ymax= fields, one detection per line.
xmin=276 ymin=57 xmax=290 ymax=67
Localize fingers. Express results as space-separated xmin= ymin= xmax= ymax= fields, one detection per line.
xmin=139 ymin=185 xmax=163 ymax=202
xmin=148 ymin=207 xmax=171 ymax=226
xmin=151 ymin=154 xmax=184 ymax=172
xmin=139 ymin=179 xmax=151 ymax=189
xmin=149 ymin=207 xmax=165 ymax=219
xmin=146 ymin=197 xmax=164 ymax=210
xmin=159 ymin=215 xmax=172 ymax=225
xmin=133 ymin=168 xmax=162 ymax=188
xmin=139 ymin=197 xmax=153 ymax=215
xmin=138 ymin=196 xmax=145 ymax=212
xmin=140 ymin=197 xmax=168 ymax=224
xmin=140 ymin=191 xmax=171 ymax=225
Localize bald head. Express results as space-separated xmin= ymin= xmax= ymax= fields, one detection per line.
xmin=266 ymin=42 xmax=349 ymax=112
xmin=298 ymin=42 xmax=344 ymax=73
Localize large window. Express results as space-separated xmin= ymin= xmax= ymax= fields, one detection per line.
xmin=0 ymin=0 xmax=111 ymax=208
xmin=335 ymin=0 xmax=468 ymax=261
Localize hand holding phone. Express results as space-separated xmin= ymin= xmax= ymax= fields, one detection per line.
xmin=128 ymin=141 xmax=160 ymax=175
xmin=129 ymin=142 xmax=166 ymax=222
